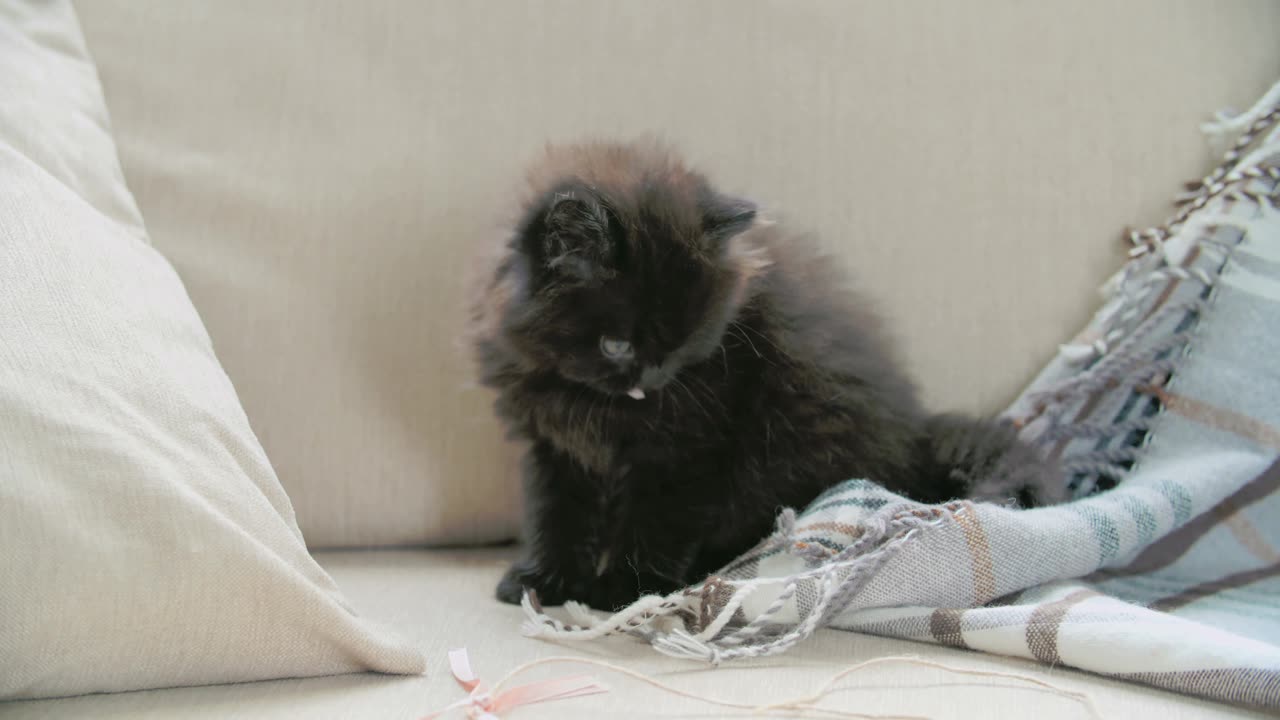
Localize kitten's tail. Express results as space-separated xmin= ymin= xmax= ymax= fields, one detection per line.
xmin=919 ymin=413 xmax=1067 ymax=507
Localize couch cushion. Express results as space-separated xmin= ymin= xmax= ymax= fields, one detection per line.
xmin=0 ymin=0 xmax=423 ymax=699
xmin=73 ymin=0 xmax=1280 ymax=547
xmin=2 ymin=549 xmax=1269 ymax=719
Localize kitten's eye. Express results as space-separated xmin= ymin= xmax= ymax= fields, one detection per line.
xmin=599 ymin=336 xmax=633 ymax=360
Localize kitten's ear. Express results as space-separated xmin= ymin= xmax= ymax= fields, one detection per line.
xmin=701 ymin=193 xmax=758 ymax=242
xmin=538 ymin=191 xmax=614 ymax=281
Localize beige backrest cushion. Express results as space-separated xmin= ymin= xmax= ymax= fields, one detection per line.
xmin=0 ymin=1 xmax=423 ymax=699
xmin=75 ymin=0 xmax=1280 ymax=547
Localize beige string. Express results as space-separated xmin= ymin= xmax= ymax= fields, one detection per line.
xmin=485 ymin=654 xmax=1103 ymax=719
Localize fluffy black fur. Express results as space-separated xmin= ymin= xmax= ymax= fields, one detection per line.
xmin=470 ymin=140 xmax=1062 ymax=611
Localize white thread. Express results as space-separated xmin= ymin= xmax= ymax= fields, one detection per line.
xmin=457 ymin=654 xmax=1103 ymax=720
xmin=695 ymin=583 xmax=756 ymax=641
xmin=563 ymin=600 xmax=599 ymax=627
xmin=523 ymin=592 xmax=692 ymax=640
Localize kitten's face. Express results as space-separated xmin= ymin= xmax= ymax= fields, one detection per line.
xmin=496 ymin=161 xmax=760 ymax=399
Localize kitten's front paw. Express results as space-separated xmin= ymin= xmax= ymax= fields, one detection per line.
xmin=495 ymin=561 xmax=580 ymax=606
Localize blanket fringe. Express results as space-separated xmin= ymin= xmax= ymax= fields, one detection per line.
xmin=1016 ymin=79 xmax=1280 ymax=496
xmin=522 ymin=507 xmax=945 ymax=663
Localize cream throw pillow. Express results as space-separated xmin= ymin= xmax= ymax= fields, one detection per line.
xmin=0 ymin=1 xmax=424 ymax=700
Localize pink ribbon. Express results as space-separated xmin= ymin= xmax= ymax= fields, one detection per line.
xmin=422 ymin=649 xmax=609 ymax=719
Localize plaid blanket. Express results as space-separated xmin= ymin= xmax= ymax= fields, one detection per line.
xmin=523 ymin=80 xmax=1280 ymax=710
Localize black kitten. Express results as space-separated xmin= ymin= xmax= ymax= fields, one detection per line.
xmin=470 ymin=139 xmax=1062 ymax=611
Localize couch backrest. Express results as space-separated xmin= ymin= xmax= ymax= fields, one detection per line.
xmin=75 ymin=0 xmax=1280 ymax=547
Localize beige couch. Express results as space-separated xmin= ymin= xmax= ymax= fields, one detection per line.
xmin=5 ymin=1 xmax=1279 ymax=717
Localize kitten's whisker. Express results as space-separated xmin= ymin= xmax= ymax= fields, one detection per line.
xmin=570 ymin=385 xmax=592 ymax=438
xmin=729 ymin=324 xmax=762 ymax=359
xmin=680 ymin=378 xmax=722 ymax=423
xmin=673 ymin=377 xmax=713 ymax=424
xmin=729 ymin=323 xmax=775 ymax=368
xmin=585 ymin=394 xmax=600 ymax=440
xmin=684 ymin=373 xmax=725 ymax=412
xmin=733 ymin=320 xmax=794 ymax=363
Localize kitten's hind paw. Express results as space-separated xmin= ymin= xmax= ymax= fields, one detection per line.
xmin=925 ymin=413 xmax=1069 ymax=508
